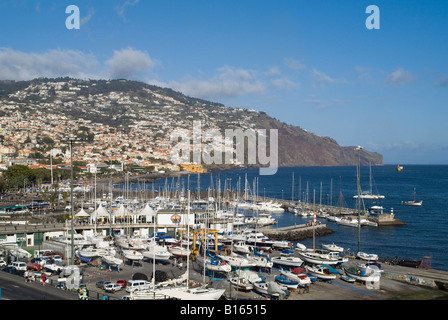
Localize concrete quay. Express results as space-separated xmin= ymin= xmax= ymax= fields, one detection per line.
xmin=2 ymin=250 xmax=448 ymax=301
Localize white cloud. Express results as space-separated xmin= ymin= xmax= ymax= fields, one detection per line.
xmin=312 ymin=69 xmax=347 ymax=88
xmin=270 ymin=78 xmax=299 ymax=89
xmin=266 ymin=66 xmax=281 ymax=77
xmin=115 ymin=0 xmax=140 ymax=21
xmin=0 ymin=48 xmax=99 ymax=81
xmin=283 ymin=58 xmax=306 ymax=71
xmin=434 ymin=76 xmax=448 ymax=87
xmin=81 ymin=7 xmax=95 ymax=26
xmin=167 ymin=66 xmax=265 ymax=99
xmin=386 ymin=68 xmax=416 ymax=87
xmin=105 ymin=47 xmax=157 ymax=80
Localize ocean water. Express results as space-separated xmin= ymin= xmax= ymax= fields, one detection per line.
xmin=128 ymin=165 xmax=448 ymax=271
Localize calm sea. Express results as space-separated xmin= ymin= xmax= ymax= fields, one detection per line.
xmin=128 ymin=165 xmax=448 ymax=271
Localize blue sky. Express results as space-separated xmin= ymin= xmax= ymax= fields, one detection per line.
xmin=1 ymin=1 xmax=447 ymax=164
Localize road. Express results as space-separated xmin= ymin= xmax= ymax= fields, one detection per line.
xmin=0 ymin=271 xmax=78 ymax=300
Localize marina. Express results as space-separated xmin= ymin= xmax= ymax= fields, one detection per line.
xmin=1 ymin=165 xmax=448 ymax=301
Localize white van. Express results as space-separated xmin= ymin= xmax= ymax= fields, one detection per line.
xmin=125 ymin=280 xmax=150 ymax=293
xmin=12 ymin=261 xmax=27 ymax=271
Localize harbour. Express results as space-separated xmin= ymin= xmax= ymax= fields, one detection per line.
xmin=1 ymin=164 xmax=448 ymax=302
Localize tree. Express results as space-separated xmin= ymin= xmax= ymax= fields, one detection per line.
xmin=4 ymin=165 xmax=36 ymax=189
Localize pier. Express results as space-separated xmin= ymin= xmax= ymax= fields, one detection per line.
xmin=261 ymin=196 xmax=406 ymax=226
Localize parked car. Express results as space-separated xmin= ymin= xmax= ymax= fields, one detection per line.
xmin=12 ymin=261 xmax=27 ymax=271
xmin=0 ymin=260 xmax=6 ymax=268
xmin=96 ymin=280 xmax=111 ymax=289
xmin=125 ymin=280 xmax=150 ymax=293
xmin=116 ymin=279 xmax=127 ymax=288
xmin=104 ymin=283 xmax=122 ymax=293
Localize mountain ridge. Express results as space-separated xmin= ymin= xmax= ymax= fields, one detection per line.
xmin=0 ymin=77 xmax=382 ymax=168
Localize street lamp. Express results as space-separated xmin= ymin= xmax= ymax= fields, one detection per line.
xmin=66 ymin=136 xmax=88 ymax=266
xmin=355 ymin=146 xmax=363 ymax=254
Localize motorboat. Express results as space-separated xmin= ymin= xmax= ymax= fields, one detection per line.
xmin=233 ymin=241 xmax=251 ymax=254
xmin=122 ymin=250 xmax=144 ymax=261
xmin=142 ymin=240 xmax=172 ymax=261
xmin=255 ymin=213 xmax=277 ymax=226
xmin=143 ymin=248 xmax=172 ymax=261
xmin=294 ymin=242 xmax=307 ymax=251
xmin=337 ymin=217 xmax=360 ymax=227
xmin=279 ymin=269 xmax=311 ymax=286
xmin=357 ymin=251 xmax=378 ymax=261
xmin=296 ymin=249 xmax=340 ymax=265
xmin=244 ymin=232 xmax=274 ymax=249
xmin=101 ymin=255 xmax=123 ymax=266
xmin=272 ymin=240 xmax=293 ymax=250
xmin=254 ymin=281 xmax=288 ymax=299
xmin=246 ymin=251 xmax=273 ymax=269
xmin=218 ymin=252 xmax=256 ymax=268
xmin=322 ymin=243 xmax=344 ymax=253
xmin=76 ymin=247 xmax=110 ymax=258
xmin=196 ymin=255 xmax=232 ymax=273
xmin=168 ymin=244 xmax=190 ymax=257
xmin=8 ymin=246 xmax=32 ymax=259
xmin=271 ymin=255 xmax=304 ymax=268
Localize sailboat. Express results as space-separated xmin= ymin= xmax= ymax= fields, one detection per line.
xmin=353 ymin=163 xmax=385 ymax=199
xmin=402 ymin=188 xmax=422 ymax=206
xmin=158 ymin=190 xmax=225 ymax=300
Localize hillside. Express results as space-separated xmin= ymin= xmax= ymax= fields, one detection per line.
xmin=0 ymin=78 xmax=382 ymax=168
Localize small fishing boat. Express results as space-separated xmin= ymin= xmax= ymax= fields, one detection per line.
xmin=253 ymin=281 xmax=274 ymax=296
xmin=341 ymin=274 xmax=355 ymax=283
xmin=280 ymin=249 xmax=294 ymax=257
xmin=305 ymin=264 xmax=337 ymax=281
xmin=402 ymin=188 xmax=423 ymax=206
xmin=342 ymin=263 xmax=381 ymax=283
xmin=230 ymin=277 xmax=253 ymax=291
xmin=275 ymin=275 xmax=299 ymax=289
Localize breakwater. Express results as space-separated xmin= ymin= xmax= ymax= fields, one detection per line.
xmin=260 ymin=224 xmax=334 ymax=241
